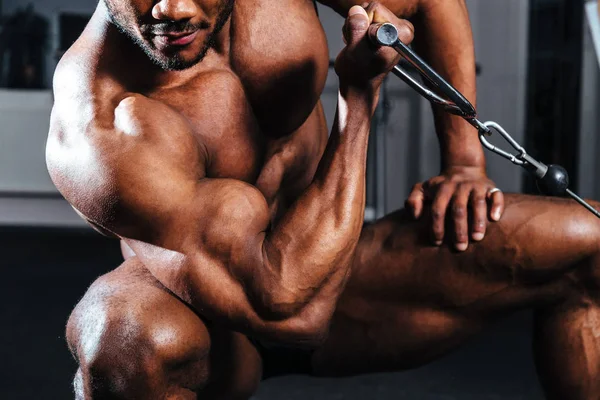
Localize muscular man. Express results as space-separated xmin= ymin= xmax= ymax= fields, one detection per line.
xmin=46 ymin=1 xmax=600 ymax=399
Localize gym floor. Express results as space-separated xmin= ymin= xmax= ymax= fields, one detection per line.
xmin=1 ymin=228 xmax=545 ymax=399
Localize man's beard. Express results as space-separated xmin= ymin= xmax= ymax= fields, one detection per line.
xmin=106 ymin=0 xmax=234 ymax=71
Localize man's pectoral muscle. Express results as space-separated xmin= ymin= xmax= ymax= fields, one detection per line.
xmin=48 ymin=71 xmax=374 ymax=346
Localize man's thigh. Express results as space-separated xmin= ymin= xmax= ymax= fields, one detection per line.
xmin=311 ymin=193 xmax=600 ymax=375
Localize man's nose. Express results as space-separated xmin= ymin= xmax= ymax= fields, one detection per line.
xmin=152 ymin=0 xmax=200 ymax=21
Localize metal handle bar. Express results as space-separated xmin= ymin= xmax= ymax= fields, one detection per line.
xmin=391 ymin=65 xmax=466 ymax=116
xmin=369 ymin=23 xmax=477 ymax=117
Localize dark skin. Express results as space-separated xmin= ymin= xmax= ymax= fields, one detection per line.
xmin=47 ymin=1 xmax=600 ymax=399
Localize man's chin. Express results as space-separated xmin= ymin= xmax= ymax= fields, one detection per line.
xmin=161 ymin=58 xmax=199 ymax=71
xmin=147 ymin=51 xmax=205 ymax=71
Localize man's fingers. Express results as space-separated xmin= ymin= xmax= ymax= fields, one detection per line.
xmin=363 ymin=2 xmax=414 ymax=45
xmin=451 ymin=184 xmax=471 ymax=252
xmin=343 ymin=6 xmax=370 ymax=47
xmin=487 ymin=189 xmax=505 ymax=221
xmin=338 ymin=2 xmax=409 ymax=85
xmin=430 ymin=183 xmax=454 ymax=246
xmin=470 ymin=188 xmax=488 ymax=242
xmin=405 ymin=183 xmax=425 ymax=219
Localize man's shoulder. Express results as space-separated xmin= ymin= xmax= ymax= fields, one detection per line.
xmin=52 ymin=48 xmax=124 ymax=121
xmin=48 ymin=52 xmax=141 ymax=231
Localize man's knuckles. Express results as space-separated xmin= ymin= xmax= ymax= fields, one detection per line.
xmin=345 ymin=12 xmax=369 ymax=33
xmin=364 ymin=1 xmax=393 ymax=21
xmin=397 ymin=21 xmax=415 ymax=45
xmin=343 ymin=7 xmax=370 ymax=44
xmin=451 ymin=205 xmax=467 ymax=218
xmin=364 ymin=2 xmax=414 ymax=45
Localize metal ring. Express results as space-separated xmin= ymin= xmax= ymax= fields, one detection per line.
xmin=488 ymin=188 xmax=502 ymax=195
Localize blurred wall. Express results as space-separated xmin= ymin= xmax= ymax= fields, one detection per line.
xmin=3 ymin=0 xmax=98 ymax=86
xmin=466 ymin=0 xmax=529 ymax=194
xmin=578 ymin=1 xmax=600 ymax=200
xmin=0 ymin=1 xmax=96 ymax=226
xmin=4 ymin=0 xmax=94 ymax=15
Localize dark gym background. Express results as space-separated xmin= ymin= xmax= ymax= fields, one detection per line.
xmin=1 ymin=0 xmax=599 ymax=398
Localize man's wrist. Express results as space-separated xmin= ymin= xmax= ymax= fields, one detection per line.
xmin=339 ymin=82 xmax=380 ymax=116
xmin=441 ymin=164 xmax=486 ymax=176
xmin=438 ymin=124 xmax=486 ymax=171
xmin=440 ymin=146 xmax=486 ymax=172
xmin=441 ymin=155 xmax=486 ymax=170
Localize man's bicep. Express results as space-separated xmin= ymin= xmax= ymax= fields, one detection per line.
xmin=85 ymin=94 xmax=205 ymax=242
xmin=104 ymin=95 xmax=271 ymax=251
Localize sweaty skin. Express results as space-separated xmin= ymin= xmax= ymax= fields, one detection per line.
xmin=48 ymin=1 xmax=600 ymax=399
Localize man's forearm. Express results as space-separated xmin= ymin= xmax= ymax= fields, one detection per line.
xmin=322 ymin=0 xmax=484 ymax=169
xmin=412 ymin=0 xmax=485 ymax=169
xmin=256 ymin=85 xmax=376 ymax=317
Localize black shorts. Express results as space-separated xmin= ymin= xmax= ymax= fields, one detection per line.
xmin=250 ymin=338 xmax=315 ymax=380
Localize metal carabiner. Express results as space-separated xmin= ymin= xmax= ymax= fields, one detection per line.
xmin=477 ymin=121 xmax=527 ymax=166
xmin=471 ymin=120 xmax=550 ymax=180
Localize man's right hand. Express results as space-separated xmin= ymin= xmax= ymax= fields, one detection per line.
xmin=335 ymin=3 xmax=414 ymax=92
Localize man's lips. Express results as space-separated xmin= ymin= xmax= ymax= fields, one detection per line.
xmin=155 ymin=30 xmax=199 ymax=47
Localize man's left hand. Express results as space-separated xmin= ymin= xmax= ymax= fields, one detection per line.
xmin=405 ymin=166 xmax=504 ymax=251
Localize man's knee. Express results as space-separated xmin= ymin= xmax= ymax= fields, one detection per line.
xmin=573 ymin=200 xmax=600 ymax=293
xmin=457 ymin=194 xmax=600 ymax=288
xmin=66 ymin=277 xmax=162 ymax=397
xmin=500 ymin=194 xmax=600 ymax=251
xmin=67 ymin=268 xmax=210 ymax=397
xmin=518 ymin=195 xmax=600 ymax=289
